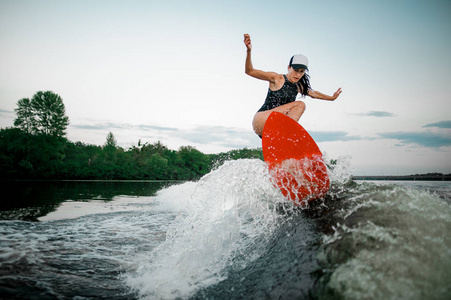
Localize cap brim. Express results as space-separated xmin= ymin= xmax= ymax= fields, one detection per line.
xmin=291 ymin=64 xmax=308 ymax=70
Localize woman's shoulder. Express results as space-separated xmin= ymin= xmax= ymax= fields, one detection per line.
xmin=271 ymin=72 xmax=285 ymax=83
xmin=269 ymin=73 xmax=287 ymax=91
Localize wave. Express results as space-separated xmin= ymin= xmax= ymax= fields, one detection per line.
xmin=316 ymin=181 xmax=451 ymax=300
xmin=1 ymin=156 xmax=449 ymax=299
xmin=124 ymin=157 xmax=350 ymax=299
xmin=124 ymin=157 xmax=451 ymax=300
xmin=125 ymin=159 xmax=286 ymax=299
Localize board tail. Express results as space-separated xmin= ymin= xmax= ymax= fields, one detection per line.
xmin=262 ymin=112 xmax=330 ymax=206
xmin=268 ymin=156 xmax=329 ymax=206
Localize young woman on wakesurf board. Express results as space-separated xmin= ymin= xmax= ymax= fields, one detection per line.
xmin=243 ymin=33 xmax=342 ymax=137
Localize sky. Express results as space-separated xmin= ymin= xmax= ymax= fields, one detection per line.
xmin=1 ymin=0 xmax=450 ymax=175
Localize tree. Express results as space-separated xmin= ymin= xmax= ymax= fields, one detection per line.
xmin=148 ymin=153 xmax=170 ymax=179
xmin=177 ymin=146 xmax=211 ymax=179
xmin=14 ymin=91 xmax=69 ymax=138
xmin=104 ymin=132 xmax=117 ymax=148
xmin=14 ymin=98 xmax=36 ymax=134
xmin=31 ymin=91 xmax=69 ymax=137
xmin=103 ymin=132 xmax=118 ymax=164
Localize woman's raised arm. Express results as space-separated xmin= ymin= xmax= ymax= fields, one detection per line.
xmin=244 ymin=34 xmax=280 ymax=83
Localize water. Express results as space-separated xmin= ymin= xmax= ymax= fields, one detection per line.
xmin=0 ymin=159 xmax=450 ymax=300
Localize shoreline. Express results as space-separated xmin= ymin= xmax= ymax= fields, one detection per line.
xmin=1 ymin=175 xmax=450 ymax=182
xmin=352 ymin=174 xmax=451 ymax=181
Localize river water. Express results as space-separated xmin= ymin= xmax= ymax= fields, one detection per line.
xmin=1 ymin=158 xmax=450 ymax=299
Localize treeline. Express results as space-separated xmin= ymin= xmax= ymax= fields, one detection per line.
xmin=1 ymin=90 xmax=263 ymax=180
xmin=0 ymin=127 xmax=263 ymax=181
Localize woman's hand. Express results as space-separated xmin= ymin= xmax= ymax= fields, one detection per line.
xmin=308 ymin=88 xmax=343 ymax=101
xmin=244 ymin=34 xmax=252 ymax=51
xmin=331 ymin=88 xmax=342 ymax=100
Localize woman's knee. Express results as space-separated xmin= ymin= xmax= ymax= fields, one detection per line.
xmin=286 ymin=101 xmax=306 ymax=121
xmin=295 ymin=100 xmax=306 ymax=111
xmin=288 ymin=101 xmax=305 ymax=116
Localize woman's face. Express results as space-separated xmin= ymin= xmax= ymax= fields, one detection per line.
xmin=287 ymin=67 xmax=306 ymax=83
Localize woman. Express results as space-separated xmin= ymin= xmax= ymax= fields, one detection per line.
xmin=244 ymin=34 xmax=342 ymax=137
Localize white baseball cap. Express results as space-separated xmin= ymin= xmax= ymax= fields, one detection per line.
xmin=289 ymin=54 xmax=309 ymax=70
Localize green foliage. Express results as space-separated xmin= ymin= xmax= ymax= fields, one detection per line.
xmin=14 ymin=98 xmax=35 ymax=134
xmin=0 ymin=128 xmax=28 ymax=177
xmin=210 ymin=147 xmax=264 ymax=168
xmin=14 ymin=91 xmax=69 ymax=138
xmin=6 ymin=91 xmax=263 ymax=180
xmin=0 ymin=128 xmax=263 ymax=180
xmin=177 ymin=146 xmax=211 ymax=180
xmin=104 ymin=132 xmax=117 ymax=148
xmin=0 ymin=128 xmax=67 ymax=178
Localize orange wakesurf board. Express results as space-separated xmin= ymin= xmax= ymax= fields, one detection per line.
xmin=262 ymin=111 xmax=330 ymax=206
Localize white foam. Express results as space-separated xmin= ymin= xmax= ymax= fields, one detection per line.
xmin=326 ymin=154 xmax=353 ymax=186
xmin=125 ymin=159 xmax=286 ymax=299
xmin=152 ymin=181 xmax=198 ymax=214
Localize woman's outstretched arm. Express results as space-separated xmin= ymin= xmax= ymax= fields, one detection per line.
xmin=308 ymin=88 xmax=342 ymax=101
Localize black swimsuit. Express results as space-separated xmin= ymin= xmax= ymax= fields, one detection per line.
xmin=257 ymin=75 xmax=299 ymax=112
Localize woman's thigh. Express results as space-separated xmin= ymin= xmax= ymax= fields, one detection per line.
xmin=252 ymin=101 xmax=305 ymax=136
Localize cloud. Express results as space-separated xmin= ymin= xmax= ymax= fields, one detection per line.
xmin=69 ymin=120 xmax=451 ymax=152
xmin=357 ymin=111 xmax=396 ymax=117
xmin=378 ymin=131 xmax=451 ymax=148
xmin=423 ymin=120 xmax=451 ymax=129
xmin=137 ymin=125 xmax=178 ymax=132
xmin=0 ymin=109 xmax=15 ymax=127
xmin=71 ymin=122 xmax=128 ymax=130
xmin=176 ymin=126 xmax=259 ymax=149
xmin=0 ymin=109 xmax=14 ymax=117
xmin=179 ymin=127 xmax=366 ymax=148
xmin=310 ymin=131 xmax=364 ymax=142
xmin=69 ymin=121 xmax=261 ymax=150
xmin=71 ymin=122 xmax=178 ymax=132
xmin=70 ymin=120 xmax=372 ymax=149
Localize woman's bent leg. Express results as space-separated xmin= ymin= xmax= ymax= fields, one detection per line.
xmin=284 ymin=101 xmax=306 ymax=121
xmin=252 ymin=101 xmax=306 ymax=136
